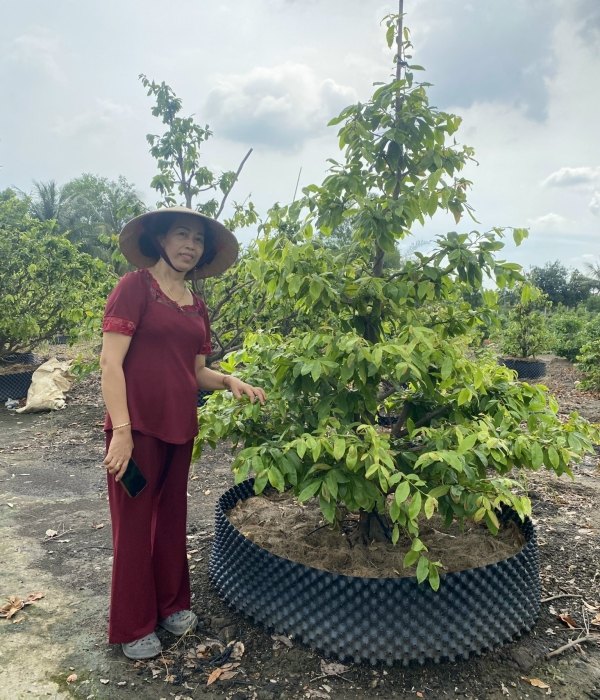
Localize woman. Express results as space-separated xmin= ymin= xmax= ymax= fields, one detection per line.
xmin=100 ymin=206 xmax=265 ymax=660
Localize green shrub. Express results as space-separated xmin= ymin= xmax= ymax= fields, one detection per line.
xmin=0 ymin=190 xmax=113 ymax=360
xmin=500 ymin=286 xmax=551 ymax=358
xmin=576 ymin=339 xmax=600 ymax=392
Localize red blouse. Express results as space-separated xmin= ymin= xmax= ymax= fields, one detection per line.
xmin=102 ymin=269 xmax=212 ymax=444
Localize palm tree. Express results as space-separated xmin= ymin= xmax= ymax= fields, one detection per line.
xmin=583 ymin=262 xmax=600 ymax=295
xmin=29 ymin=180 xmax=72 ymax=231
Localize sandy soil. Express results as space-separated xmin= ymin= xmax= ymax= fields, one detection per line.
xmin=1 ymin=356 xmax=600 ymax=700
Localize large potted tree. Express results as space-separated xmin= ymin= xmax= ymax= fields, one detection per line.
xmin=196 ymin=10 xmax=598 ymax=665
xmin=499 ymin=285 xmax=551 ymax=380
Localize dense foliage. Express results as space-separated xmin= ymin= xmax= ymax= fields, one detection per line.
xmin=0 ymin=190 xmax=113 ymax=359
xmin=528 ymin=260 xmax=593 ymax=308
xmin=499 ymin=286 xmax=551 ymax=359
xmin=195 ymin=19 xmax=599 ymax=589
xmin=547 ymin=306 xmax=600 ymax=362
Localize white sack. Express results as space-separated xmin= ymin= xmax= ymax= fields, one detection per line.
xmin=16 ymin=358 xmax=76 ymax=413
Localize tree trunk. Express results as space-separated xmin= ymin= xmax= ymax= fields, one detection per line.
xmin=347 ymin=510 xmax=391 ymax=546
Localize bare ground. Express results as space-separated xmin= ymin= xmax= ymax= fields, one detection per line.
xmin=1 ymin=355 xmax=600 ymax=700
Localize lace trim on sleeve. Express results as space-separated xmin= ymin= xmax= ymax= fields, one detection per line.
xmin=103 ymin=315 xmax=138 ymax=336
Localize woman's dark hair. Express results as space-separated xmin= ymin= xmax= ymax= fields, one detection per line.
xmin=139 ymin=214 xmax=218 ymax=270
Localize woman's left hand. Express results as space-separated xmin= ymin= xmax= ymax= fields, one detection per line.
xmin=226 ymin=377 xmax=266 ymax=405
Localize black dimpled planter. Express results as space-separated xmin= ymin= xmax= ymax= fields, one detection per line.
xmin=499 ymin=358 xmax=547 ymax=380
xmin=210 ymin=480 xmax=541 ymax=666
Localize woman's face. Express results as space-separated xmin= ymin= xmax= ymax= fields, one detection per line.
xmin=161 ymin=215 xmax=205 ymax=272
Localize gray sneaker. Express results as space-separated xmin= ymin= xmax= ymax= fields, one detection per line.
xmin=158 ymin=609 xmax=198 ymax=636
xmin=121 ymin=631 xmax=162 ymax=659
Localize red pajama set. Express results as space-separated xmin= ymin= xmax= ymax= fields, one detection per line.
xmin=102 ymin=268 xmax=211 ymax=644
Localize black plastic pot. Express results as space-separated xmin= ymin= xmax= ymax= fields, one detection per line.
xmin=0 ymin=353 xmax=35 ymax=365
xmin=0 ymin=370 xmax=36 ymax=402
xmin=198 ymin=390 xmax=213 ymax=408
xmin=499 ymin=358 xmax=547 ymax=380
xmin=210 ymin=480 xmax=540 ymax=666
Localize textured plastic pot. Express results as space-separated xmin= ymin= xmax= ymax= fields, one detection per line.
xmin=0 ymin=353 xmax=36 ymax=365
xmin=198 ymin=390 xmax=213 ymax=408
xmin=0 ymin=370 xmax=36 ymax=402
xmin=499 ymin=358 xmax=547 ymax=380
xmin=210 ymin=480 xmax=540 ymax=666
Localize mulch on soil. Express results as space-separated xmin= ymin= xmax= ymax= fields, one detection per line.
xmin=227 ymin=491 xmax=525 ymax=578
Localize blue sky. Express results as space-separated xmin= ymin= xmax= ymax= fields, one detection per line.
xmin=1 ymin=0 xmax=599 ymax=273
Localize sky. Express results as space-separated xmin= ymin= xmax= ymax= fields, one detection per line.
xmin=1 ymin=0 xmax=599 ymax=273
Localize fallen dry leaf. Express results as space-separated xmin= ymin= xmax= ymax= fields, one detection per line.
xmin=207 ymin=668 xmax=222 ymax=685
xmin=219 ymin=671 xmax=238 ymax=681
xmin=307 ymin=690 xmax=330 ymax=699
xmin=204 ymin=490 xmax=211 ymax=496
xmin=0 ymin=596 xmax=24 ymax=619
xmin=591 ymin=613 xmax=600 ymax=626
xmin=557 ymin=613 xmax=577 ymax=629
xmin=12 ymin=617 xmax=24 ymax=624
xmin=583 ymin=601 xmax=600 ymax=612
xmin=117 ymin=681 xmax=126 ymax=686
xmin=272 ymin=633 xmax=293 ymax=648
xmin=501 ymin=682 xmax=510 ymax=696
xmin=230 ymin=641 xmax=245 ymax=660
xmin=417 ymin=693 xmax=424 ymax=698
xmin=25 ymin=591 xmax=45 ymax=604
xmin=91 ymin=523 xmax=105 ymax=530
xmin=45 ymin=529 xmax=58 ymax=538
xmin=522 ymin=677 xmax=550 ymax=689
xmin=66 ymin=674 xmax=77 ymax=683
xmin=99 ymin=678 xmax=109 ymax=684
xmin=320 ymin=659 xmax=349 ymax=676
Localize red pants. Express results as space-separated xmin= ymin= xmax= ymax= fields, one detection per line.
xmin=106 ymin=431 xmax=194 ymax=644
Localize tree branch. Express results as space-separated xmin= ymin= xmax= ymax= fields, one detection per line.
xmin=215 ymin=148 xmax=253 ymax=220
xmin=393 ymin=404 xmax=451 ymax=439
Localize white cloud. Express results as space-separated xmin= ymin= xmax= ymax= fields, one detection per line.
xmin=204 ymin=62 xmax=356 ymax=152
xmin=9 ymin=28 xmax=66 ymax=83
xmin=590 ymin=191 xmax=600 ymax=216
xmin=542 ymin=166 xmax=600 ymax=188
xmin=528 ymin=213 xmax=568 ymax=230
xmin=53 ymin=99 xmax=135 ymax=139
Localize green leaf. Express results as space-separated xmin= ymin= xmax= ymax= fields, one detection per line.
xmin=416 ymin=555 xmax=429 ymax=584
xmin=441 ymin=356 xmax=453 ymax=380
xmin=428 ymin=563 xmax=440 ymax=591
xmin=530 ymin=442 xmax=543 ymax=469
xmin=298 ymin=481 xmax=321 ymax=502
xmin=346 ymin=445 xmax=358 ymax=470
xmin=548 ymin=446 xmax=559 ymax=469
xmin=408 ymin=491 xmax=422 ymax=521
xmin=319 ymin=494 xmax=336 ymax=524
xmin=392 ymin=524 xmax=399 ymax=545
xmin=428 ymin=485 xmax=450 ymax=499
xmin=395 ymin=481 xmax=411 ymax=505
xmin=456 ymin=433 xmax=478 ymax=456
xmin=424 ymin=496 xmax=436 ymax=519
xmin=268 ymin=466 xmax=285 ymax=492
xmin=333 ymin=438 xmax=346 ymax=461
xmin=457 ymin=388 xmax=471 ymax=406
xmin=403 ymin=550 xmax=419 ymax=568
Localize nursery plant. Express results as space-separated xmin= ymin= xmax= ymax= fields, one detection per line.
xmin=0 ymin=189 xmax=112 ymax=360
xmin=500 ymin=285 xmax=551 ymax=359
xmin=195 ymin=13 xmax=598 ymax=589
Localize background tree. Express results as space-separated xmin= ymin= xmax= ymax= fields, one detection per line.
xmin=0 ymin=189 xmax=112 ymax=359
xmin=529 ymin=260 xmax=592 ymax=307
xmin=195 ymin=9 xmax=597 ymax=589
xmin=28 ymin=180 xmax=72 ymax=231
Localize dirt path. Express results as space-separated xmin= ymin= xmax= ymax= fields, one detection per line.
xmin=1 ymin=358 xmax=600 ymax=700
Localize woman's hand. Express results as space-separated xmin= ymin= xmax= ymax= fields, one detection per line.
xmin=103 ymin=429 xmax=134 ymax=482
xmin=225 ymin=376 xmax=266 ymax=405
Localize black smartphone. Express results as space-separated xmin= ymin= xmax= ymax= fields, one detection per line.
xmin=119 ymin=457 xmax=147 ymax=498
